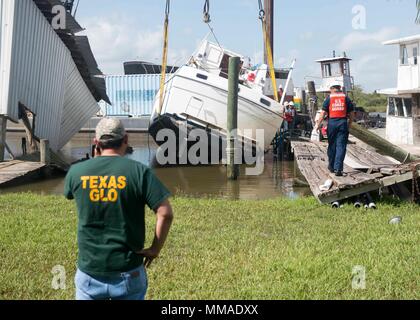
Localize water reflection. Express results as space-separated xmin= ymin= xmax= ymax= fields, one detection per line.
xmin=1 ymin=133 xmax=311 ymax=200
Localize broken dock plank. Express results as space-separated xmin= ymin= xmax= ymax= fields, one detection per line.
xmin=0 ymin=161 xmax=46 ymax=187
xmin=291 ymin=138 xmax=420 ymax=204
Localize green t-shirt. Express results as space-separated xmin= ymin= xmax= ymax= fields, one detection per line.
xmin=64 ymin=156 xmax=170 ymax=277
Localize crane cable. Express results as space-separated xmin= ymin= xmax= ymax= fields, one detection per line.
xmin=157 ymin=0 xmax=170 ymax=115
xmin=258 ymin=0 xmax=279 ymax=103
xmin=203 ymin=0 xmax=223 ymax=50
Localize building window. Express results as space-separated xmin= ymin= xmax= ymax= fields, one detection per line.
xmin=388 ymin=97 xmax=395 ymax=116
xmin=401 ymin=46 xmax=409 ymax=65
xmin=404 ymin=98 xmax=413 ymax=117
xmin=413 ymin=47 xmax=418 ymax=65
xmin=322 ymin=63 xmax=332 ymax=77
xmin=395 ymin=98 xmax=404 ymax=116
xmin=330 ymin=62 xmax=342 ymax=77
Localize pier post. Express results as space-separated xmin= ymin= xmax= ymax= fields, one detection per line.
xmin=307 ymin=81 xmax=318 ymax=126
xmin=0 ymin=116 xmax=7 ymax=162
xmin=40 ymin=139 xmax=51 ymax=165
xmin=227 ymin=57 xmax=240 ymax=180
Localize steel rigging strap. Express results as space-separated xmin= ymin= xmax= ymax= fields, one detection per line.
xmin=157 ymin=0 xmax=171 ymax=115
xmin=258 ymin=0 xmax=279 ymax=103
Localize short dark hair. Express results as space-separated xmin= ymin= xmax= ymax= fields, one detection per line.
xmin=98 ymin=138 xmax=124 ymax=150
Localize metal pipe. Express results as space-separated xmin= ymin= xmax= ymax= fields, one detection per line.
xmin=354 ymin=197 xmax=362 ymax=208
xmin=331 ymin=201 xmax=340 ymax=209
xmin=365 ymin=193 xmax=377 ymax=210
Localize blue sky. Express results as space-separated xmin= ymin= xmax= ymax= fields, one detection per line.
xmin=77 ymin=0 xmax=420 ymax=92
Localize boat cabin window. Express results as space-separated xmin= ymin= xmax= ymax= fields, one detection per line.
xmin=413 ymin=47 xmax=418 ymax=65
xmin=218 ymin=54 xmax=243 ymax=80
xmin=260 ymin=98 xmax=271 ymax=107
xmin=219 ymin=54 xmax=231 ymax=79
xmin=196 ymin=73 xmax=208 ymax=80
xmin=207 ymin=47 xmax=223 ymax=65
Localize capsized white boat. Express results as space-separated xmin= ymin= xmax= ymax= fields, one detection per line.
xmin=149 ymin=39 xmax=294 ymax=159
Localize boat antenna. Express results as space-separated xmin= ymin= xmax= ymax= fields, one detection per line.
xmin=203 ymin=0 xmax=223 ymax=50
xmin=416 ymin=0 xmax=420 ymax=24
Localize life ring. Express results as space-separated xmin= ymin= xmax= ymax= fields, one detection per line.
xmin=247 ymin=72 xmax=256 ymax=83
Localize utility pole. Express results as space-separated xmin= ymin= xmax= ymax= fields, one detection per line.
xmin=264 ymin=0 xmax=274 ymax=65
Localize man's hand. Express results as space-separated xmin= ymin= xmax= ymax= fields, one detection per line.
xmin=138 ymin=247 xmax=160 ymax=268
xmin=138 ymin=200 xmax=173 ymax=268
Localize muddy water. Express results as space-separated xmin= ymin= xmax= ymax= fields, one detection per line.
xmin=1 ymin=133 xmax=311 ymax=200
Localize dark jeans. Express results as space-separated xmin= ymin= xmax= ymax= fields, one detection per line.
xmin=327 ymin=118 xmax=349 ymax=172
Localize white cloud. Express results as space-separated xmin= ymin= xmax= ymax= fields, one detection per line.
xmin=80 ymin=15 xmax=189 ymax=75
xmin=338 ymin=27 xmax=399 ymax=52
xmin=299 ymin=31 xmax=313 ymax=41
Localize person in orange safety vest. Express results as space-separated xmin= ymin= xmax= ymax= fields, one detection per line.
xmin=316 ymin=84 xmax=355 ymax=177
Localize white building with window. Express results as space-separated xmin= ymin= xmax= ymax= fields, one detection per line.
xmin=378 ymin=34 xmax=420 ymax=146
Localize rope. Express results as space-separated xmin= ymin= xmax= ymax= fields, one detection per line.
xmin=258 ymin=0 xmax=279 ymax=103
xmin=157 ymin=0 xmax=170 ymax=116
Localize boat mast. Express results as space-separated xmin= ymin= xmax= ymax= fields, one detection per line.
xmin=264 ymin=0 xmax=274 ymax=65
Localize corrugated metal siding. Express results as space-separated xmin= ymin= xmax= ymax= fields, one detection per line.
xmin=100 ymin=74 xmax=165 ymax=116
xmin=0 ymin=0 xmax=99 ymax=150
xmin=0 ymin=0 xmax=14 ymax=115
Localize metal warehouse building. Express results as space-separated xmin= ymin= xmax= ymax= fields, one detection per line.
xmin=0 ymin=0 xmax=109 ymax=155
xmin=99 ymin=74 xmax=164 ymax=117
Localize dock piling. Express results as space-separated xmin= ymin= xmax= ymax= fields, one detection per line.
xmin=227 ymin=57 xmax=240 ymax=180
xmin=40 ymin=139 xmax=51 ymax=165
xmin=0 ymin=116 xmax=7 ymax=162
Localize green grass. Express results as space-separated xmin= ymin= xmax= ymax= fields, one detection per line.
xmin=0 ymin=194 xmax=419 ymax=300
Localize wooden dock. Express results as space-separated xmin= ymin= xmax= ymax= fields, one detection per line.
xmin=291 ymin=138 xmax=420 ymax=204
xmin=0 ymin=160 xmax=46 ymax=187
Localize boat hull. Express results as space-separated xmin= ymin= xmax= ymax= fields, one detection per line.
xmin=149 ymin=114 xmax=260 ymax=165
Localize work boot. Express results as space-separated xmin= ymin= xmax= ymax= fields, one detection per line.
xmin=328 ymin=166 xmax=334 ymax=173
xmin=335 ymin=171 xmax=344 ymax=177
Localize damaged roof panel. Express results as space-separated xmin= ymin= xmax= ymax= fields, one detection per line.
xmin=33 ymin=0 xmax=110 ymax=104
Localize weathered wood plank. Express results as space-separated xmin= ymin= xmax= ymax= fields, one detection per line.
xmin=291 ymin=138 xmax=420 ymax=204
xmin=0 ymin=160 xmax=46 ymax=187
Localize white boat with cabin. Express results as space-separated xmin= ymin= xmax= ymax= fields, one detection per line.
xmin=149 ymin=40 xmax=294 ymax=160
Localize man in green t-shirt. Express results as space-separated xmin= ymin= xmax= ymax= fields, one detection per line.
xmin=64 ymin=118 xmax=173 ymax=300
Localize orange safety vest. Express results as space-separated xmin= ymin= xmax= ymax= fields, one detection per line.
xmin=329 ymin=93 xmax=348 ymax=119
